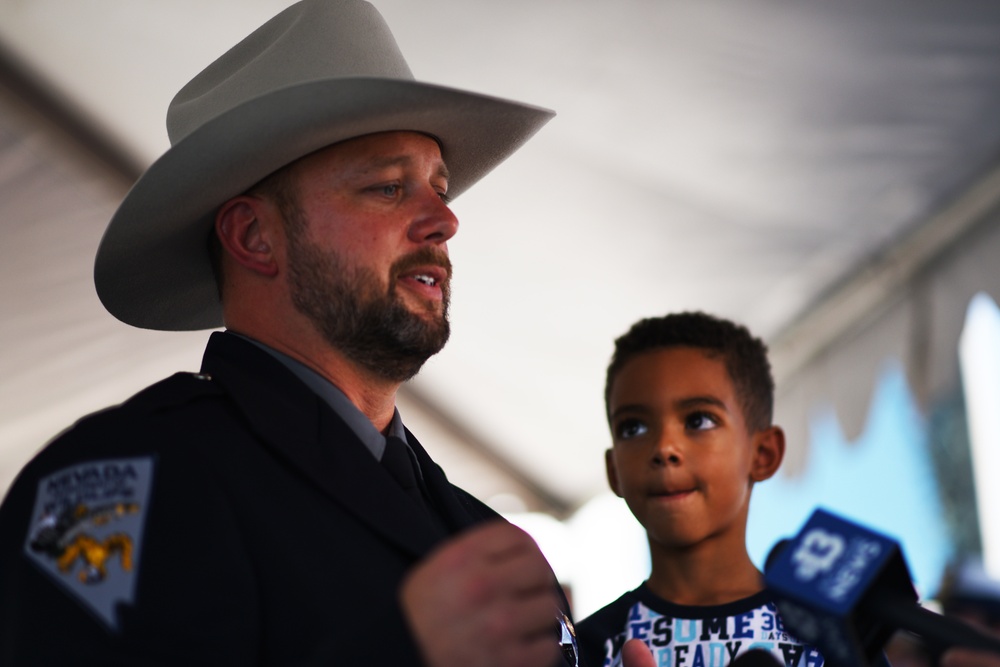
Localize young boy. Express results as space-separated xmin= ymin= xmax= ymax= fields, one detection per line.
xmin=576 ymin=311 xmax=824 ymax=667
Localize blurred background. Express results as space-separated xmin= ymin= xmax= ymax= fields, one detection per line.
xmin=2 ymin=0 xmax=1000 ymax=621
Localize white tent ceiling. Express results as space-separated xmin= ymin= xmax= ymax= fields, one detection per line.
xmin=2 ymin=0 xmax=1000 ymax=516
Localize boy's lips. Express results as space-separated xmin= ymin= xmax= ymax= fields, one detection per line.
xmin=649 ymin=486 xmax=696 ymax=501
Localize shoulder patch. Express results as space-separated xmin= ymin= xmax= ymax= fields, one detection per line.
xmin=24 ymin=457 xmax=154 ymax=632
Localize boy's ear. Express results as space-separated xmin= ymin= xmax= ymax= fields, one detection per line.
xmin=749 ymin=426 xmax=785 ymax=483
xmin=605 ymin=449 xmax=624 ymax=497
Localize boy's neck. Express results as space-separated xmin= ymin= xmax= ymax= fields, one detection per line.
xmin=645 ymin=541 xmax=764 ymax=606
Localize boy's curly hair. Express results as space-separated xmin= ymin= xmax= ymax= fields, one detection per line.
xmin=605 ymin=311 xmax=774 ymax=433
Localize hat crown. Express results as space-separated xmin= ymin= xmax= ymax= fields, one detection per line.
xmin=167 ymin=0 xmax=414 ymax=145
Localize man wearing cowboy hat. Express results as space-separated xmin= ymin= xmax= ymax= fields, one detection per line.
xmin=0 ymin=1 xmax=575 ymax=665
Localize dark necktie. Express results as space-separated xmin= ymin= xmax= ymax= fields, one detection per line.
xmin=381 ymin=436 xmax=429 ymax=509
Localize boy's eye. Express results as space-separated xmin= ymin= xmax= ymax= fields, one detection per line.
xmin=614 ymin=418 xmax=648 ymax=441
xmin=685 ymin=412 xmax=717 ymax=431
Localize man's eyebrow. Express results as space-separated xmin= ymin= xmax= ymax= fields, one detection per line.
xmin=360 ymin=156 xmax=450 ymax=182
xmin=436 ymin=162 xmax=450 ymax=182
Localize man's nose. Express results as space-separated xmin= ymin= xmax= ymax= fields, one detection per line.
xmin=408 ymin=191 xmax=459 ymax=245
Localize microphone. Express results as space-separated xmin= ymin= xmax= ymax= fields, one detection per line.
xmin=764 ymin=508 xmax=1000 ymax=667
xmin=731 ymin=649 xmax=782 ymax=666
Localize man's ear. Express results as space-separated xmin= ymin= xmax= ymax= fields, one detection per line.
xmin=605 ymin=449 xmax=623 ymax=497
xmin=215 ymin=196 xmax=280 ymax=277
xmin=749 ymin=426 xmax=785 ymax=483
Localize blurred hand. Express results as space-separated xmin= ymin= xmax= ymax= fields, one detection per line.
xmin=400 ymin=520 xmax=561 ymax=667
xmin=941 ymin=648 xmax=1000 ymax=667
xmin=621 ymin=638 xmax=656 ymax=667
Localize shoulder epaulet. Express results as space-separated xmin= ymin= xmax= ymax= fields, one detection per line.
xmin=119 ymin=371 xmax=225 ymax=413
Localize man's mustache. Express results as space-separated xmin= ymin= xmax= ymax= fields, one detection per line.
xmin=390 ymin=248 xmax=452 ymax=284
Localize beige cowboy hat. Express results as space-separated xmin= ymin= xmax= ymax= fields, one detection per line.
xmin=94 ymin=0 xmax=554 ymax=331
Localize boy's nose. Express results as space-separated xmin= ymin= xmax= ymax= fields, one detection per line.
xmin=651 ymin=434 xmax=682 ymax=466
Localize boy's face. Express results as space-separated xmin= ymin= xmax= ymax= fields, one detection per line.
xmin=605 ymin=346 xmax=783 ymax=554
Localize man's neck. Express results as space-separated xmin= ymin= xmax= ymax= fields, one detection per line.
xmin=233 ymin=328 xmax=400 ymax=432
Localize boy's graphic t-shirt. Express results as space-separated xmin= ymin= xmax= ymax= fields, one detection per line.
xmin=576 ymin=584 xmax=824 ymax=667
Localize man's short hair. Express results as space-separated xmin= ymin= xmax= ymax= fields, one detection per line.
xmin=604 ymin=311 xmax=775 ymax=433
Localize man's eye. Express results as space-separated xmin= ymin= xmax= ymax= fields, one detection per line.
xmin=685 ymin=412 xmax=717 ymax=431
xmin=374 ymin=183 xmax=400 ymax=196
xmin=615 ymin=419 xmax=648 ymax=440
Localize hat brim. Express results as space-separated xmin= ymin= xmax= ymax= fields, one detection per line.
xmin=94 ymin=78 xmax=554 ymax=331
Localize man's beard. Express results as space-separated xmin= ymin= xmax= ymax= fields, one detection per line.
xmin=286 ymin=231 xmax=451 ymax=383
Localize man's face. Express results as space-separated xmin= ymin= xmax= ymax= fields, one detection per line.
xmin=279 ymin=131 xmax=457 ymax=382
xmin=605 ymin=346 xmax=757 ymax=556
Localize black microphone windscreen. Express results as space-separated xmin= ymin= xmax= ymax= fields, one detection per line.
xmin=731 ymin=649 xmax=782 ymax=666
